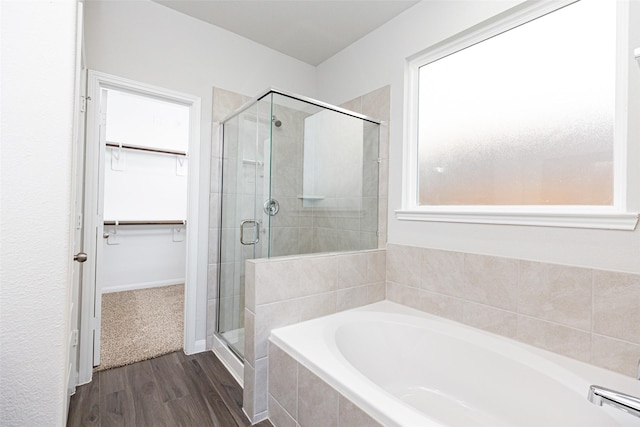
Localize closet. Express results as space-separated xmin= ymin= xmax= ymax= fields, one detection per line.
xmin=95 ymin=87 xmax=189 ymax=370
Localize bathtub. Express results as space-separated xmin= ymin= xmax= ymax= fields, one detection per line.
xmin=269 ymin=301 xmax=640 ymax=427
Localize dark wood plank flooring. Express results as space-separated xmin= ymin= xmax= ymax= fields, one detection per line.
xmin=67 ymin=351 xmax=273 ymax=427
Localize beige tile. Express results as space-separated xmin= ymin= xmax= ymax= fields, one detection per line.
xmin=337 ymin=253 xmax=367 ymax=289
xmin=208 ymin=228 xmax=219 ymax=264
xmin=254 ymin=357 xmax=269 ymax=414
xmin=207 ymin=263 xmax=218 ymax=298
xmin=386 ymin=244 xmax=422 ymax=288
xmin=593 ymin=270 xmax=640 ymax=345
xmin=517 ymin=316 xmax=591 ymax=362
xmin=255 ymin=300 xmax=300 ymax=360
xmin=255 ymin=259 xmax=302 ymax=305
xmin=378 ymin=156 xmax=389 ymax=193
xmin=298 ymin=255 xmax=338 ymax=297
xmin=245 ymin=260 xmax=255 ymax=311
xmin=362 ymin=161 xmax=379 ymax=199
xmin=377 ymin=232 xmax=387 ymax=250
xmin=211 ymin=122 xmax=223 ymax=158
xmin=518 ymin=261 xmax=592 ymax=331
xmin=210 ymin=156 xmax=222 ymax=192
xmin=366 ymin=250 xmax=386 ymax=283
xmin=244 ymin=309 xmax=255 ymax=364
xmin=337 ymin=286 xmax=369 ymax=312
xmin=367 ymin=282 xmax=386 ymax=304
xmin=463 ymin=302 xmax=517 ymax=339
xmin=339 ymin=96 xmax=362 ymax=114
xmin=419 ymin=290 xmax=464 ymax=322
xmin=591 ymin=334 xmax=640 ymax=378
xmin=338 ymin=396 xmax=382 ymax=427
xmin=269 ymin=395 xmax=298 ymax=427
xmin=212 ymin=87 xmax=250 ymax=122
xmin=386 ymin=281 xmax=421 ymax=310
xmin=206 ymin=299 xmax=217 ymax=335
xmin=361 ymin=85 xmax=391 ymax=122
xmin=270 ymin=227 xmax=301 ymax=257
xmin=421 ymin=248 xmax=465 ymax=298
xmin=464 ymin=253 xmax=518 ymax=311
xmin=243 ymin=362 xmax=256 ymax=421
xmin=269 ymin=345 xmax=298 ymax=418
xmin=298 ymin=366 xmax=338 ymax=427
xmin=298 ymin=292 xmax=337 ymax=322
xmin=209 ymin=191 xmax=220 ymax=227
xmin=360 ymin=232 xmax=378 ymax=252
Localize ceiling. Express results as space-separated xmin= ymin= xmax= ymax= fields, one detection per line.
xmin=151 ymin=0 xmax=420 ymax=66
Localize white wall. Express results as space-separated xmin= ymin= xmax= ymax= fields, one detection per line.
xmin=102 ymin=227 xmax=186 ymax=292
xmin=316 ymin=0 xmax=640 ymax=274
xmin=0 ymin=1 xmax=78 ymax=426
xmin=102 ymin=146 xmax=187 ymax=292
xmin=84 ymin=0 xmax=318 ymax=341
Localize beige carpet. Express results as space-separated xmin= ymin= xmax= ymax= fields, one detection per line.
xmin=96 ymin=284 xmax=184 ymax=372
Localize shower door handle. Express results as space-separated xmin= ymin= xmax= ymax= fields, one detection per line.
xmin=240 ymin=219 xmax=260 ymax=245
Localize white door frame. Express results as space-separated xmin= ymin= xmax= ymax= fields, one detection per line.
xmin=78 ymin=70 xmax=201 ymax=384
xmin=66 ymin=0 xmax=85 ymax=410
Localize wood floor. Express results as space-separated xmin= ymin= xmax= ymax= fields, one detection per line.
xmin=67 ymin=351 xmax=273 ymax=427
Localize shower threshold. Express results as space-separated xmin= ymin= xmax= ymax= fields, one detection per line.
xmin=212 ymin=331 xmax=244 ymax=387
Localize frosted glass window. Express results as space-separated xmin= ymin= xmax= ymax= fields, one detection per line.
xmin=417 ymin=0 xmax=615 ymax=206
xmin=105 ymin=89 xmax=190 ymax=152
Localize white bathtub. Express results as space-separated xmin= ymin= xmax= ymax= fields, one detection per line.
xmin=269 ymin=301 xmax=640 ymax=427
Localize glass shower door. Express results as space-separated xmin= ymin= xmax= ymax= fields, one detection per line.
xmin=218 ymin=99 xmax=270 ymax=358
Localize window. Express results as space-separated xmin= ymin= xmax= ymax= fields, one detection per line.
xmin=400 ymin=0 xmax=638 ymax=229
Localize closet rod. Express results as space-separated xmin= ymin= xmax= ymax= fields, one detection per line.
xmin=104 ymin=220 xmax=187 ymax=226
xmin=106 ymin=141 xmax=187 ymax=156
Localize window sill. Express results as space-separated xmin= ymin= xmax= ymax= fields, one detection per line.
xmin=395 ymin=209 xmax=639 ymax=230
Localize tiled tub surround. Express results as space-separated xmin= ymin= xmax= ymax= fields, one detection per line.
xmin=267 ymin=302 xmax=640 ymax=427
xmin=243 ymin=249 xmax=387 ymax=423
xmin=386 ymin=243 xmax=640 ymax=379
xmin=268 ymin=342 xmax=382 ymax=427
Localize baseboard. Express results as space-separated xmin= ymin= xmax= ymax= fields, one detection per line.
xmin=249 ymin=410 xmax=268 ymax=424
xmin=193 ymin=339 xmax=206 ymax=353
xmin=101 ymin=278 xmax=185 ymax=294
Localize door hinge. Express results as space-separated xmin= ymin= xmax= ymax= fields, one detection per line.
xmin=71 ymin=329 xmax=79 ymax=347
xmin=80 ymin=96 xmax=90 ymax=113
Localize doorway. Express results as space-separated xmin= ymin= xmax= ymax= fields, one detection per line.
xmin=78 ymin=71 xmax=201 ymax=383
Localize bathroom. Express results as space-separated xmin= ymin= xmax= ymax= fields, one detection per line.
xmin=4 ymin=0 xmax=640 ymax=426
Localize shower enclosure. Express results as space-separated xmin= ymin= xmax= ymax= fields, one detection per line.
xmin=217 ymin=89 xmax=380 ymax=358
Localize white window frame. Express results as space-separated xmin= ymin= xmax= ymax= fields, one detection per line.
xmin=398 ymin=0 xmax=638 ymax=230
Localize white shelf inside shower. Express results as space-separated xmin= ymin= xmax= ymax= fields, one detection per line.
xmin=297 ymin=195 xmax=325 ymax=200
xmin=242 ymin=158 xmax=264 ymax=166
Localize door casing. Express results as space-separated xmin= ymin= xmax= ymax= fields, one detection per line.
xmin=78 ymin=70 xmax=202 ymax=384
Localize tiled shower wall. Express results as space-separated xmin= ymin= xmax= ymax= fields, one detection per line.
xmin=206 ymin=85 xmax=391 ymax=348
xmin=243 ymin=249 xmax=387 ymax=422
xmin=240 ymin=86 xmax=391 ymax=422
xmin=339 ymin=87 xmax=390 ymax=249
xmin=386 ymin=243 xmax=640 ymax=378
